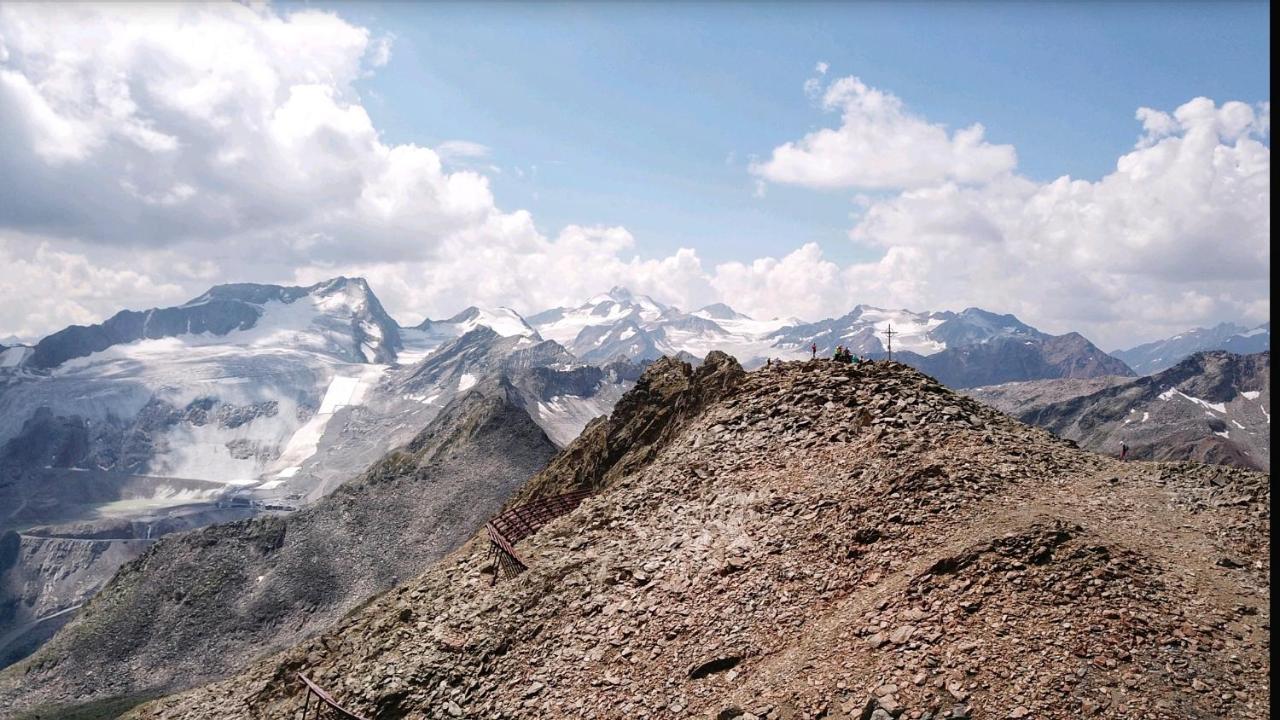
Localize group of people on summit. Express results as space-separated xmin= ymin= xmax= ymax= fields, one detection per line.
xmin=806 ymin=341 xmax=866 ymax=364
xmin=831 ymin=345 xmax=863 ymax=364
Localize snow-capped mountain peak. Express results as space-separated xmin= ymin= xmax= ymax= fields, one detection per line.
xmin=441 ymin=306 xmax=539 ymax=339
xmin=27 ymin=277 xmax=402 ymax=370
xmin=693 ymin=303 xmax=749 ymax=321
xmin=1115 ymin=321 xmax=1271 ymax=375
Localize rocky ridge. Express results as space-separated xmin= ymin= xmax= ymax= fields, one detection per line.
xmin=112 ymin=355 xmax=1269 ymax=720
xmin=0 ymin=382 xmax=559 ymax=713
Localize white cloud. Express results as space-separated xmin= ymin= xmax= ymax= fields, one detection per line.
xmin=0 ymin=234 xmax=188 ymax=339
xmin=711 ymin=94 xmax=1269 ymax=348
xmin=0 ymin=2 xmax=488 ymax=260
xmin=826 ymin=97 xmax=1271 ymax=347
xmin=753 ymin=75 xmax=1017 ymax=190
xmin=436 ymin=140 xmax=493 ymax=162
xmin=369 ymin=34 xmax=394 ymax=68
xmin=0 ymin=5 xmax=1267 ymax=353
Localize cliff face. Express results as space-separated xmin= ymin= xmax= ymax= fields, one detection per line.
xmin=109 ymin=357 xmax=1267 ymax=720
xmin=0 ymin=383 xmax=558 ymax=713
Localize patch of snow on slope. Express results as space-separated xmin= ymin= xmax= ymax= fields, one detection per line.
xmin=0 ymin=346 xmax=30 ymax=368
xmin=854 ymin=308 xmax=948 ymax=356
xmin=1242 ymin=391 xmax=1261 ymax=400
xmin=318 ymin=376 xmax=361 ymax=413
xmin=457 ymin=373 xmax=477 ymax=392
xmin=93 ymin=486 xmax=226 ymax=517
xmin=397 ymin=328 xmax=454 ymax=365
xmin=532 ymin=387 xmax=629 ymax=447
xmin=1158 ymin=388 xmax=1227 ymax=413
xmin=535 ymin=304 xmax=633 ymax=346
xmin=458 ymin=308 xmax=536 ymax=338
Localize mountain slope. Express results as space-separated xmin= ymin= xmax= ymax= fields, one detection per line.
xmin=0 ymin=277 xmax=405 ymax=515
xmin=30 ymin=277 xmax=403 ymax=370
xmin=120 ymin=356 xmax=1269 ymax=720
xmin=894 ymin=330 xmax=1135 ymax=388
xmin=0 ymin=382 xmax=559 ymax=714
xmin=1115 ymin=322 xmax=1270 ymax=375
xmin=961 ymin=376 xmax=1133 ymax=417
xmin=0 ymin=319 xmax=641 ymax=676
xmin=1007 ymin=351 xmax=1270 ymax=470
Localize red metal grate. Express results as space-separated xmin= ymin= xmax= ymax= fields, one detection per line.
xmin=487 ymin=489 xmax=593 ymax=584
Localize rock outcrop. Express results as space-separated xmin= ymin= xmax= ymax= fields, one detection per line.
xmin=95 ymin=357 xmax=1267 ymax=720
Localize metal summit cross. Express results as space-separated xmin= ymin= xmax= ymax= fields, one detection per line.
xmin=882 ymin=323 xmax=898 ymax=361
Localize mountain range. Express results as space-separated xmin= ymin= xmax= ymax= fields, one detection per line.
xmin=971 ymin=351 xmax=1270 ymax=471
xmin=5 ymin=278 xmax=1268 ymax=514
xmin=0 ymin=276 xmax=1266 ymax=681
xmin=1113 ymin=322 xmax=1271 ymax=375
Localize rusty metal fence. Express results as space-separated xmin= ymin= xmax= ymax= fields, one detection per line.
xmin=486 ymin=489 xmax=593 ymax=584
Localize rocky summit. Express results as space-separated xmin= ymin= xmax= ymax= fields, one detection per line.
xmin=111 ymin=354 xmax=1267 ymax=720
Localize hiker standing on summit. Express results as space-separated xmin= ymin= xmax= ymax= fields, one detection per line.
xmin=810 ymin=342 xmax=817 ymax=360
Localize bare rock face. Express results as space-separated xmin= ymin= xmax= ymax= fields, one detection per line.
xmin=76 ymin=356 xmax=1268 ymax=720
xmin=511 ymin=350 xmax=744 ymax=504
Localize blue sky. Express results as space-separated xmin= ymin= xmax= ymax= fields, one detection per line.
xmin=319 ymin=1 xmax=1270 ymax=266
xmin=0 ymin=2 xmax=1269 ymax=346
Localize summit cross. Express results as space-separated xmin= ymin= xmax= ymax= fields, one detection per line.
xmin=883 ymin=324 xmax=899 ymax=362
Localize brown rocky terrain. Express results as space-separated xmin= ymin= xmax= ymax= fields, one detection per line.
xmin=118 ymin=355 xmax=1271 ymax=719
xmin=26 ymin=354 xmax=1267 ymax=720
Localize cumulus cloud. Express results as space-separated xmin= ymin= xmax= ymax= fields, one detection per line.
xmin=828 ymin=97 xmax=1269 ymax=347
xmin=753 ymin=75 xmax=1018 ymax=190
xmin=0 ymin=233 xmax=188 ymax=339
xmin=0 ymin=4 xmax=1268 ymax=352
xmin=0 ymin=2 xmax=496 ymax=262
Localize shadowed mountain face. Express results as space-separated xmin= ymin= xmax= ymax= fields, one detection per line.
xmin=69 ymin=354 xmax=1267 ymax=720
xmin=0 ymin=384 xmax=558 ymax=712
xmin=890 ymin=331 xmax=1135 ymax=389
xmin=971 ymin=351 xmax=1270 ymax=471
